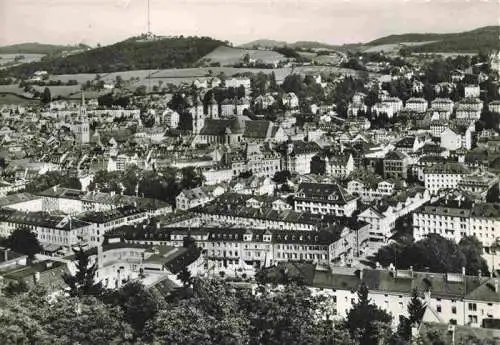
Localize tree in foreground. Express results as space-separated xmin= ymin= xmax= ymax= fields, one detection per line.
xmin=397 ymin=288 xmax=426 ymax=341
xmin=5 ymin=226 xmax=43 ymax=261
xmin=109 ymin=281 xmax=161 ymax=338
xmin=346 ymin=283 xmax=393 ymax=345
xmin=62 ymin=245 xmax=103 ymax=297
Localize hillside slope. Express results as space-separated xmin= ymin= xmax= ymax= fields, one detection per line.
xmin=1 ymin=36 xmax=226 ymax=77
xmin=201 ymin=46 xmax=286 ymax=66
xmin=366 ymin=26 xmax=499 ymax=52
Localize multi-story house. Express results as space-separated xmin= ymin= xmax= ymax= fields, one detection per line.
xmin=294 ymin=182 xmax=357 ymax=217
xmin=440 ymin=125 xmax=474 ymax=151
xmin=488 ymin=100 xmax=500 ymax=114
xmin=423 ymin=163 xmax=471 ymax=194
xmin=176 ymin=186 xmax=216 ymax=211
xmin=456 ymin=98 xmax=483 ymax=120
xmin=0 ymin=209 xmax=94 ymax=252
xmin=262 ymin=264 xmax=500 ymax=329
xmin=311 ymin=152 xmax=355 ymax=178
xmin=347 ymin=179 xmax=395 ymax=202
xmin=282 ymin=92 xmax=300 ymax=111
xmin=395 ymin=135 xmax=425 ymax=154
xmin=413 ymin=196 xmax=500 ymax=271
xmin=457 ymin=170 xmax=499 ymax=201
xmin=431 ymin=98 xmax=454 ymax=115
xmin=384 ymin=97 xmax=404 ymax=113
xmin=372 ymin=102 xmax=395 ymax=118
xmin=253 ymin=94 xmax=276 ymax=110
xmin=383 ymin=150 xmax=410 ymax=179
xmin=283 ymin=140 xmax=321 ymax=175
xmin=225 ymin=77 xmax=251 ymax=91
xmin=430 ymin=120 xmax=449 ymax=138
xmin=464 ymin=85 xmax=481 ymax=98
xmin=358 ymin=188 xmax=431 ymax=243
xmin=405 ymin=98 xmax=428 ymax=113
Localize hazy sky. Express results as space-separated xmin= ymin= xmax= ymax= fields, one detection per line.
xmin=0 ymin=0 xmax=498 ymax=47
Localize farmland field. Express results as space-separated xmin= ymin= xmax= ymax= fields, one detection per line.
xmin=0 ymin=65 xmax=379 ymax=103
xmin=0 ymin=93 xmax=38 ymax=105
xmin=362 ymin=41 xmax=437 ymax=54
xmin=200 ymin=46 xmax=285 ymax=66
xmin=0 ymin=54 xmax=45 ymax=69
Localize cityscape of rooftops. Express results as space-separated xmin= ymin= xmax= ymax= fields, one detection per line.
xmin=0 ymin=0 xmax=499 ymax=344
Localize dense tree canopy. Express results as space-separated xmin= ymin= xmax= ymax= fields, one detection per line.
xmin=3 ymin=226 xmax=42 ymax=260
xmin=370 ymin=234 xmax=489 ymax=275
xmin=25 ymin=171 xmax=82 ymax=194
xmin=2 ymin=36 xmax=226 ymax=77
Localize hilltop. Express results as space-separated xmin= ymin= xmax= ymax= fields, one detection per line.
xmin=366 ymin=26 xmax=499 ymax=53
xmin=1 ymin=36 xmax=226 ymax=77
xmin=239 ymin=39 xmax=350 ymax=51
xmin=0 ymin=43 xmax=90 ymax=55
xmin=238 ymin=39 xmax=288 ymax=49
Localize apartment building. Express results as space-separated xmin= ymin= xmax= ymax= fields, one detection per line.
xmin=423 ymin=163 xmax=470 ymax=194
xmin=0 ymin=209 xmax=94 ymax=251
xmin=347 ymin=179 xmax=395 ymax=202
xmin=294 ymin=182 xmax=358 ymax=217
xmin=405 ymin=98 xmax=428 ymax=113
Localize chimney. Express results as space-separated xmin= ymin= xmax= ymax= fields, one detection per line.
xmin=462 ymin=266 xmax=466 ymax=276
xmin=478 ymin=269 xmax=482 ymax=278
xmin=359 ymin=269 xmax=364 ymax=281
xmin=4 ymin=249 xmax=8 ymax=262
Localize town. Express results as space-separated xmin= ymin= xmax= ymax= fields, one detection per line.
xmin=0 ymin=10 xmax=499 ymax=345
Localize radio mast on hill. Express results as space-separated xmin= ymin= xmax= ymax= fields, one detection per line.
xmin=147 ymin=0 xmax=151 ymax=36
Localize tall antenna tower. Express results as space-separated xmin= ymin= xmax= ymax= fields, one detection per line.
xmin=146 ymin=0 xmax=152 ymax=38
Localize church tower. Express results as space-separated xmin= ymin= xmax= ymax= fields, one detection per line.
xmin=190 ymin=94 xmax=205 ymax=134
xmin=77 ymin=91 xmax=90 ymax=144
xmin=208 ymin=93 xmax=219 ymax=119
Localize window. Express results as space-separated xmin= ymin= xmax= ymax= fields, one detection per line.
xmin=436 ymin=305 xmax=442 ymax=313
xmin=468 ymin=315 xmax=478 ymax=324
xmin=452 ymin=306 xmax=457 ymax=314
xmin=468 ymin=303 xmax=477 ymax=312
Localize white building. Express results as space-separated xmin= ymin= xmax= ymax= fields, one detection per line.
xmin=464 ymin=85 xmax=481 ymax=98
xmin=294 ymin=183 xmax=358 ymax=217
xmin=423 ymin=163 xmax=470 ymax=194
xmin=405 ymin=98 xmax=428 ymax=113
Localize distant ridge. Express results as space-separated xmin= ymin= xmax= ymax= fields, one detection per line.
xmin=238 ymin=39 xmax=288 ymax=49
xmin=366 ymin=26 xmax=499 ymax=52
xmin=240 ymin=26 xmax=499 ymax=54
xmin=0 ymin=42 xmax=90 ymax=55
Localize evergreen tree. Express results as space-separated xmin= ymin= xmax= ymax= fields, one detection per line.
xmin=62 ymin=245 xmax=103 ymax=297
xmin=41 ymin=87 xmax=51 ymax=104
xmin=346 ymin=283 xmax=393 ymax=345
xmin=398 ymin=288 xmax=426 ymax=341
xmin=408 ymin=288 xmax=425 ymax=325
xmin=177 ymin=268 xmax=193 ymax=288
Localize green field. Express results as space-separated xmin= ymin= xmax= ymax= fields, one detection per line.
xmin=200 ymin=46 xmax=286 ymax=66
xmin=0 ymin=93 xmax=38 ymax=105
xmin=0 ymin=65 xmax=379 ymax=104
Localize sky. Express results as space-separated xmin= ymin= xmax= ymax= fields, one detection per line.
xmin=0 ymin=0 xmax=498 ymax=47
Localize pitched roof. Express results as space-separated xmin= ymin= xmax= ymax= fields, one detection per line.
xmin=296 ymin=182 xmax=356 ymax=204
xmin=244 ymin=120 xmax=273 ymax=139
